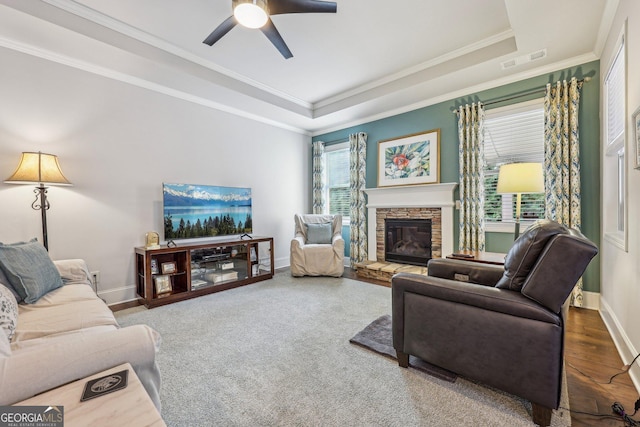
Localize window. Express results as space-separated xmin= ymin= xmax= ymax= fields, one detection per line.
xmin=324 ymin=142 xmax=350 ymax=221
xmin=483 ymin=99 xmax=545 ymax=231
xmin=604 ymin=28 xmax=626 ymax=249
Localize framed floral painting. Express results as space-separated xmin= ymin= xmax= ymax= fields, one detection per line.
xmin=377 ymin=129 xmax=440 ymax=187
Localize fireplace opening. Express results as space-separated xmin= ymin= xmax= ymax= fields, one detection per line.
xmin=385 ymin=219 xmax=432 ymax=266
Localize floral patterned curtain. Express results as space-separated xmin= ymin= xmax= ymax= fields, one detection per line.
xmin=349 ymin=132 xmax=367 ymax=266
xmin=312 ymin=141 xmax=325 ymax=214
xmin=457 ymin=103 xmax=486 ymax=251
xmin=544 ymin=77 xmax=584 ymax=306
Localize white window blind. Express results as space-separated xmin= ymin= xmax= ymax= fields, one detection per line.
xmin=484 ymin=100 xmax=545 ymax=224
xmin=324 ymin=143 xmax=350 ymax=219
xmin=603 ymin=30 xmax=626 ymax=244
xmin=605 ymin=37 xmax=625 ymax=147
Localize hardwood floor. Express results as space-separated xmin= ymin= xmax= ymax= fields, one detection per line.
xmin=342 ymin=268 xmax=639 ymax=426
xmin=565 ymin=308 xmax=639 ymax=426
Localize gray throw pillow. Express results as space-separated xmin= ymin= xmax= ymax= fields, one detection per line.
xmin=305 ymin=223 xmax=333 ymax=244
xmin=495 ymin=220 xmax=567 ymax=292
xmin=0 ymin=284 xmax=18 ymax=343
xmin=0 ymin=239 xmax=63 ymax=304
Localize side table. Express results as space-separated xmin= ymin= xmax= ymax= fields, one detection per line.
xmin=446 ymin=250 xmax=506 ymax=266
xmin=14 ymin=363 xmax=165 ymax=427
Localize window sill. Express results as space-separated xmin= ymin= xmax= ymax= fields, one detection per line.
xmin=604 ymin=231 xmax=627 ymax=252
xmin=485 ymin=221 xmax=537 ymax=233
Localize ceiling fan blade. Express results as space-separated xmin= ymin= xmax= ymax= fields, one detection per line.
xmin=269 ymin=0 xmax=337 ymax=15
xmin=260 ymin=19 xmax=293 ymax=59
xmin=203 ymin=16 xmax=238 ymax=46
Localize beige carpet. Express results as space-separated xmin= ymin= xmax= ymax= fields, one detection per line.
xmin=116 ymin=271 xmax=571 ymax=426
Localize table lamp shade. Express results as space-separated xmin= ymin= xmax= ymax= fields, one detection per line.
xmin=496 ymin=162 xmax=544 ymax=194
xmin=5 ymin=152 xmax=71 ymax=186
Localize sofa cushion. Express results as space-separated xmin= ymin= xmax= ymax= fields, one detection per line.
xmin=0 ymin=284 xmax=18 ymax=343
xmin=15 ymin=284 xmax=118 ymax=342
xmin=0 ymin=239 xmax=63 ymax=304
xmin=306 ymin=222 xmax=333 ymax=244
xmin=495 ymin=220 xmax=568 ymax=292
xmin=55 ymin=259 xmax=92 ymax=287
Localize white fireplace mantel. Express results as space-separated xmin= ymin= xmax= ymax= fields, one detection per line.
xmin=364 ymin=183 xmax=458 ymax=260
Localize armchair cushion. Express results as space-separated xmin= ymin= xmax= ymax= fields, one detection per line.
xmin=0 ymin=239 xmax=63 ymax=304
xmin=306 ymin=222 xmax=333 ymax=244
xmin=495 ymin=220 xmax=567 ymax=292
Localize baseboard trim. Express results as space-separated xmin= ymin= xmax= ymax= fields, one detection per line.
xmin=599 ymin=298 xmax=640 ymax=394
xmin=98 ymin=285 xmax=137 ymax=306
xmin=581 ymin=291 xmax=600 ymax=310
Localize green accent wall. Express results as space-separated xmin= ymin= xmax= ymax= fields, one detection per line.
xmin=314 ymin=60 xmax=601 ymax=292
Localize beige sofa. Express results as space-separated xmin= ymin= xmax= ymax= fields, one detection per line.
xmin=0 ymin=259 xmax=162 ymax=409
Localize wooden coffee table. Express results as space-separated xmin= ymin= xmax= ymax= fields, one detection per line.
xmin=446 ymin=250 xmax=506 ymax=266
xmin=14 ymin=363 xmax=165 ymax=427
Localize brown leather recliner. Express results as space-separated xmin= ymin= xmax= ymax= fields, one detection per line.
xmin=392 ymin=219 xmax=598 ymax=426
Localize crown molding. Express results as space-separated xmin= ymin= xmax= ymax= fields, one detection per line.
xmin=0 ymin=35 xmax=311 ymax=135
xmin=312 ymin=52 xmax=599 ymax=136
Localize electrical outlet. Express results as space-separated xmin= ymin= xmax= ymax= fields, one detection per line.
xmin=90 ymin=271 xmax=100 ymax=287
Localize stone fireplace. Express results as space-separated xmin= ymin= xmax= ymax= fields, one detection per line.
xmin=382 ymin=214 xmax=436 ymax=264
xmin=364 ymin=183 xmax=457 ymax=265
xmin=384 ymin=218 xmax=432 ymax=265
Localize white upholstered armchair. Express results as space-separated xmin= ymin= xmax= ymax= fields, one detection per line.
xmin=290 ymin=214 xmax=345 ymax=277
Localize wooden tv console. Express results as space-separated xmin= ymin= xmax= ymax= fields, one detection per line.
xmin=135 ymin=236 xmax=274 ymax=308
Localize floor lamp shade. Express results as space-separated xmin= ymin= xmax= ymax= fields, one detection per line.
xmin=5 ymin=152 xmax=71 ymax=185
xmin=5 ymin=152 xmax=72 ymax=250
xmin=496 ymin=162 xmax=544 ymax=239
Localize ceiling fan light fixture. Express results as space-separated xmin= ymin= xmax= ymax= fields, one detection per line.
xmin=234 ymin=0 xmax=269 ymax=29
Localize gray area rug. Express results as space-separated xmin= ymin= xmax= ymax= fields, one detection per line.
xmin=349 ymin=314 xmax=457 ymax=383
xmin=116 ymin=271 xmax=570 ymax=426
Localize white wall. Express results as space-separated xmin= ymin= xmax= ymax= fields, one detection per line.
xmin=600 ymin=0 xmax=640 ymax=392
xmin=0 ymin=47 xmax=310 ymax=304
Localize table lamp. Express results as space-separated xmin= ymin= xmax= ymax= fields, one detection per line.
xmin=5 ymin=151 xmax=72 ymax=251
xmin=496 ymin=162 xmax=544 ymax=240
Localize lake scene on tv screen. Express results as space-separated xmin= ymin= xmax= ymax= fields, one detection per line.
xmin=163 ymin=183 xmax=252 ymax=240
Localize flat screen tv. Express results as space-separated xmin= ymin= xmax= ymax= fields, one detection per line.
xmin=163 ymin=183 xmax=252 ymax=240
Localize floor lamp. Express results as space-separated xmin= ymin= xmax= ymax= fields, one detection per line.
xmin=496 ymin=162 xmax=544 ymax=240
xmin=5 ymin=151 xmax=72 ymax=251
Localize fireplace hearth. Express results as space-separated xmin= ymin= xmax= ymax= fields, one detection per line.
xmin=384 ymin=218 xmax=432 ymax=266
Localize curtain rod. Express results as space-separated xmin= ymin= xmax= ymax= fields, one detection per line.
xmin=314 ymin=137 xmax=349 ymax=145
xmin=453 ymin=77 xmax=591 ymax=113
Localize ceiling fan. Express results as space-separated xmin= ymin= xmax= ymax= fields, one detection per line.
xmin=203 ymin=0 xmax=337 ymax=59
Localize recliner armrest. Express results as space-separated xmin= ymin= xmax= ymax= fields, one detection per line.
xmin=427 ymin=258 xmax=504 ymax=286
xmin=392 ymin=272 xmax=560 ymax=325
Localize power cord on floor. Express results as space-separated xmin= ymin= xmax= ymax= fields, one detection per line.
xmin=612 ymin=401 xmax=640 ymax=426
xmin=559 ymin=399 xmax=640 ymax=425
xmin=565 ymin=353 xmax=640 ymax=424
xmin=567 ymin=352 xmax=640 ymax=385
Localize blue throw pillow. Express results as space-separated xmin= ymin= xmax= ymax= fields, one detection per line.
xmin=0 ymin=239 xmax=63 ymax=304
xmin=306 ymin=223 xmax=333 ymax=244
xmin=0 ymin=263 xmax=22 ymax=302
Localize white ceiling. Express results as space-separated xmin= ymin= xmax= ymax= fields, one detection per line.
xmin=0 ymin=0 xmax=614 ymax=135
